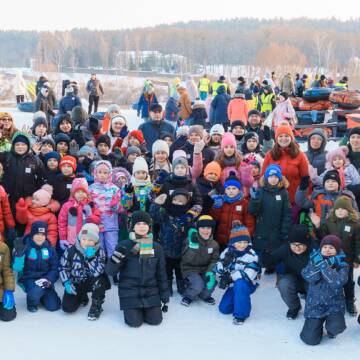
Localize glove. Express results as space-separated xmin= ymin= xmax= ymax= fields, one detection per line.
xmin=299 ymin=176 xmax=310 ymax=191
xmin=211 ymin=194 xmax=223 ymax=209
xmin=326 ymin=254 xmax=346 ymax=268
xmin=111 ymin=241 xmax=135 ymax=263
xmin=179 ymin=213 xmax=193 ymax=228
xmin=2 ymin=290 xmax=15 ymax=310
xmin=263 ymin=125 xmax=271 ymax=141
xmin=17 ymin=197 xmax=26 ymax=209
xmin=205 ymin=271 xmax=216 ymax=290
xmin=124 ymin=183 xmax=134 ymax=194
xmin=194 ymin=140 xmax=205 ymax=154
xmin=35 ymin=278 xmax=52 ymax=289
xmin=249 ymin=187 xmax=259 ymax=199
xmin=188 ymin=233 xmax=199 ymax=249
xmin=161 ymin=302 xmax=169 ymax=313
xmin=59 ymin=240 xmax=69 ymax=251
xmin=64 ymin=280 xmax=77 ymax=295
xmin=84 ymin=246 xmax=96 ymax=259
xmin=13 ymin=237 xmax=26 ymax=256
xmin=310 ymin=250 xmax=324 ymax=267
xmin=155 ymin=170 xmax=169 ymax=185
xmin=218 ymin=272 xmax=232 ymax=289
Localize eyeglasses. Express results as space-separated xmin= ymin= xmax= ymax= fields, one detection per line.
xmin=290 ymin=243 xmax=306 ymax=248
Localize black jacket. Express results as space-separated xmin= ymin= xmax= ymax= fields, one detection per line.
xmin=180 ymin=141 xmax=214 ymax=168
xmin=53 ymin=174 xmax=74 ymax=205
xmin=196 ymin=176 xmax=223 ymax=214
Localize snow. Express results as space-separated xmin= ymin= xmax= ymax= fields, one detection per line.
xmin=0 ymin=106 xmax=356 ymax=360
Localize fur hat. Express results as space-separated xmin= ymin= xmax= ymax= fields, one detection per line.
xmin=33 ymin=184 xmax=53 ymax=207
xmin=152 ymin=140 xmax=169 ymax=157
xmin=320 ymin=235 xmax=341 ymax=254
xmin=59 ymin=155 xmax=77 ymax=172
xmin=204 ymin=161 xmax=222 ymax=178
xmin=210 ymin=124 xmax=225 ymax=136
xmin=79 ymin=223 xmax=100 ymax=243
xmin=131 ymin=210 xmax=152 ymax=230
xmin=71 ymin=177 xmax=89 ymax=195
xmin=221 ymin=132 xmax=237 ymax=150
xmin=132 ymin=156 xmax=149 ymax=174
xmin=30 ymin=221 xmax=48 ymax=238
xmin=229 ymin=221 xmax=251 ymax=245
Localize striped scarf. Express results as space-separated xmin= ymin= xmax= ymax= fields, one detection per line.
xmin=129 ymin=232 xmax=154 ymax=258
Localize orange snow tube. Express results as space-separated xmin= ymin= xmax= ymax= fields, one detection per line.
xmin=330 ymin=90 xmax=360 ymax=110
xmin=346 ymin=113 xmax=360 ymax=129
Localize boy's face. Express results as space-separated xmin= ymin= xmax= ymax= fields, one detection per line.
xmin=290 ymin=242 xmax=307 ymax=255
xmin=74 ymin=190 xmax=87 ymax=202
xmin=205 ymin=172 xmax=219 ymax=183
xmin=33 ymin=233 xmax=46 ymax=246
xmin=97 ymin=143 xmax=109 ymax=155
xmin=335 ymin=208 xmax=349 ymax=219
xmin=321 ymin=245 xmax=337 ymax=257
xmin=59 ymin=120 xmax=72 ymax=133
xmin=134 ymin=170 xmax=147 ymax=181
xmin=324 ymin=179 xmax=339 ymax=192
xmin=309 ymin=135 xmax=323 ymax=151
xmin=225 ymin=185 xmax=240 ymax=198
xmin=174 ymin=164 xmax=187 ymax=177
xmin=172 ymin=194 xmax=188 ymax=206
xmin=267 ymin=175 xmax=280 ymax=186
xmin=134 ymin=222 xmax=149 ymax=236
xmin=127 ymin=153 xmax=138 ymax=163
xmin=35 ymin=124 xmax=47 ymax=137
xmin=97 ymin=168 xmax=110 ymax=183
xmin=223 ymin=145 xmax=235 ymax=157
xmin=80 ymin=236 xmax=96 ymax=249
xmin=41 ymin=143 xmax=53 ymax=155
xmin=211 ymin=134 xmax=222 ymax=144
xmin=61 ymin=164 xmax=74 ymax=177
xmin=14 ymin=142 xmax=28 ymax=155
xmin=129 ymin=137 xmax=140 ymax=147
xmin=246 ymin=138 xmax=258 ymax=151
xmin=57 ymin=142 xmax=68 ymax=153
xmin=232 ymin=126 xmax=245 ymax=136
xmin=154 ymin=151 xmax=167 ymax=163
xmin=47 ymin=158 xmax=58 ymax=171
xmin=350 ymin=134 xmax=360 ymax=151
xmin=234 ymin=241 xmax=248 ymax=251
xmin=198 ymin=226 xmax=212 ymax=240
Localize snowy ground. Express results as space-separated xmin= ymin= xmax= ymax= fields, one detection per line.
xmin=0 ymin=106 xmax=357 ymax=360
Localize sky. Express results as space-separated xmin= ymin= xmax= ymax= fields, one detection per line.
xmin=1 ymin=0 xmax=358 ymax=31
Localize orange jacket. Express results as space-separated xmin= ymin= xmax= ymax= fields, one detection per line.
xmin=227 ymin=98 xmax=249 ymax=124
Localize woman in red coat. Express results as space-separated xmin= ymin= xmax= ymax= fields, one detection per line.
xmin=262 ymin=125 xmax=309 ymax=206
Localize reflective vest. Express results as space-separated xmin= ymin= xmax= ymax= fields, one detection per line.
xmin=212 ymin=82 xmax=228 ymax=96
xmin=335 ymin=82 xmax=347 ymax=89
xmin=246 ymin=95 xmax=259 ymax=111
xmin=260 ymin=93 xmax=274 ymax=113
xmin=199 ymin=78 xmax=210 ymax=93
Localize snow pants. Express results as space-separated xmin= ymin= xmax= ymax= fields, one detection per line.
xmin=100 ymin=231 xmax=118 ymax=258
xmin=0 ymin=303 xmax=16 ymax=321
xmin=300 ymin=312 xmax=346 ymax=345
xmin=183 ymin=273 xmax=215 ymax=301
xmin=219 ymin=279 xmax=257 ymax=319
xmin=277 ymin=274 xmax=307 ymax=311
xmin=23 ymin=280 xmax=61 ymax=311
xmin=344 ymin=267 xmax=355 ymax=301
xmin=123 ymin=306 xmax=163 ymax=328
xmin=199 ymin=91 xmax=208 ymax=101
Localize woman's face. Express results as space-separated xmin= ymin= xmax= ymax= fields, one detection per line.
xmin=309 ymin=135 xmax=323 ymax=151
xmin=1 ymin=117 xmax=13 ymax=130
xmin=59 ymin=120 xmax=72 ymax=133
xmin=277 ymin=134 xmax=292 ymax=148
xmin=350 ymin=134 xmax=360 ymax=152
xmin=246 ymin=138 xmax=258 ymax=151
xmin=112 ymin=120 xmax=125 ymax=134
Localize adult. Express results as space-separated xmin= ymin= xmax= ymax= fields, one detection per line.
xmin=177 ymin=84 xmax=192 ymax=123
xmin=272 ymin=92 xmax=296 ymax=129
xmin=164 ymin=92 xmax=180 ymax=124
xmin=185 ymin=75 xmax=199 ymax=102
xmin=305 ymin=129 xmax=328 ymax=177
xmin=210 ymin=85 xmax=231 ymax=131
xmin=0 ymin=112 xmax=18 ymax=143
xmin=35 ymin=75 xmax=48 ymax=96
xmin=86 ymin=73 xmax=104 ymax=114
xmin=227 ymin=89 xmax=249 ymax=125
xmin=34 ymin=87 xmax=55 ymax=128
xmin=335 ymin=76 xmax=349 ymax=89
xmin=198 ymin=74 xmax=211 ymax=100
xmin=260 ymin=86 xmax=276 ymax=116
xmin=246 ymin=109 xmax=273 ymax=147
xmin=211 ymin=75 xmax=231 ymax=97
xmin=14 ymin=70 xmax=26 ymax=104
xmin=280 ymin=73 xmax=294 ymax=95
xmin=106 ymin=114 xmax=129 ymax=152
xmin=58 ymin=85 xmax=82 ymax=115
xmin=137 ymin=82 xmax=158 ymax=121
xmin=262 ymin=125 xmax=309 ymax=205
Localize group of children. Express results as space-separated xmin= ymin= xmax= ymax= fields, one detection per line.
xmin=0 ymin=105 xmax=359 ymax=347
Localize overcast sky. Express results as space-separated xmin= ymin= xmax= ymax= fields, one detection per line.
xmin=1 ymin=0 xmax=358 ymax=31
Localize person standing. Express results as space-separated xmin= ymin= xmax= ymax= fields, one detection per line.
xmin=86 ymin=73 xmax=104 ymax=114
xmin=198 ymin=74 xmax=211 ymax=101
xmin=14 ymin=70 xmax=26 ymax=104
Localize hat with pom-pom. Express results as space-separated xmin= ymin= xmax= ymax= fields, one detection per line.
xmin=32 ymin=184 xmax=53 ymax=207
xmin=229 ymin=221 xmax=251 ymax=245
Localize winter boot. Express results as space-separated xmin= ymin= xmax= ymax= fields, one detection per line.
xmin=233 ymin=317 xmax=245 ymax=325
xmin=181 ymin=297 xmax=192 ymax=307
xmin=346 ymin=299 xmax=358 ymax=317
xmin=286 ymin=306 xmax=301 ymax=320
xmin=27 ymin=306 xmax=38 ymax=313
xmin=203 ymin=297 xmax=216 ymax=305
xmin=87 ymin=299 xmax=104 ymax=321
xmin=176 ymin=279 xmax=185 ymax=295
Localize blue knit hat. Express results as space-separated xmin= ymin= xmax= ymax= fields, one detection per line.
xmin=229 ymin=221 xmax=251 ymax=245
xmin=44 ymin=151 xmax=61 ymax=163
xmin=30 ymin=221 xmax=48 ymax=237
xmin=264 ymin=164 xmax=282 ymax=181
xmin=224 ymin=171 xmax=242 ymax=190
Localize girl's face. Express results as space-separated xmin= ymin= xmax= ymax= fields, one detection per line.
xmin=97 ymin=143 xmax=109 ymax=155
xmin=232 ymin=126 xmax=245 ymax=136
xmin=267 ymin=175 xmax=280 ymax=186
xmin=129 ymin=137 xmax=140 ymax=147
xmin=279 ymin=95 xmax=286 ymax=102
xmin=163 ymin=136 xmax=173 ymax=147
xmin=277 ymin=134 xmax=292 ymax=148
xmin=198 ymin=226 xmax=212 ymax=240
xmin=154 ymin=151 xmax=168 ymax=163
xmin=225 ymin=185 xmax=240 ymax=198
xmin=335 ymin=207 xmax=349 ymax=219
xmin=223 ymin=145 xmax=235 ymax=157
xmin=59 ymin=120 xmax=72 ymax=133
xmin=33 ymin=233 xmax=46 ymax=246
xmin=80 ymin=236 xmax=96 ymax=249
xmin=321 ymin=245 xmax=337 ymax=257
xmin=74 ymin=190 xmax=87 ymax=202
xmin=47 ymin=158 xmax=58 ymax=171
xmin=350 ymin=134 xmax=360 ymax=151
xmin=134 ymin=170 xmax=147 ymax=181
xmin=35 ymin=124 xmax=47 ymax=137
xmin=251 ymin=165 xmax=260 ymax=177
xmin=205 ymin=172 xmax=219 ymax=182
xmin=41 ymin=143 xmax=53 ymax=155
xmin=324 ymin=179 xmax=339 ymax=192
xmin=112 ymin=120 xmax=125 ymax=134
xmin=61 ymin=164 xmax=74 ymax=177
xmin=97 ymin=168 xmax=110 ymax=183
xmin=56 ymin=142 xmax=68 ymax=154
xmin=246 ymin=138 xmax=258 ymax=151
xmin=234 ymin=241 xmax=248 ymax=251
xmin=134 ymin=222 xmax=149 ymax=237
xmin=14 ymin=142 xmax=28 ymax=155
xmin=211 ymin=134 xmax=222 ymax=144
xmin=174 ymin=164 xmax=187 ymax=177
xmin=32 ymin=194 xmax=42 ymax=207
xmin=189 ymin=133 xmax=201 ymax=144
xmin=309 ymin=135 xmax=323 ymax=151
xmin=127 ymin=153 xmax=138 ymax=163
xmin=290 ymin=242 xmax=307 ymax=255
xmin=332 ymin=156 xmax=344 ymax=169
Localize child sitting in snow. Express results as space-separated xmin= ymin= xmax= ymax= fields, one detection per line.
xmin=215 ymin=221 xmax=261 ymax=325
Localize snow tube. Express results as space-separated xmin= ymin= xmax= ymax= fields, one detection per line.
xmin=346 ymin=114 xmax=360 ymax=129
xmin=17 ymin=102 xmax=34 ymax=112
xmin=91 ymin=112 xmax=105 ymax=121
xmin=329 ymin=90 xmax=360 ymax=110
xmin=302 ymin=88 xmax=332 ymax=102
xmin=296 ymin=111 xmax=325 ymax=125
xmin=299 ymin=100 xmax=332 ymax=111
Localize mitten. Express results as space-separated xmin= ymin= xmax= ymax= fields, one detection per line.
xmin=2 ymin=290 xmax=15 ymax=310
xmin=310 ymin=250 xmax=324 ymax=267
xmin=205 ymin=271 xmax=216 ymax=290
xmin=84 ymin=246 xmax=96 ymax=259
xmin=124 ymin=183 xmax=134 ymax=194
xmin=64 ymin=280 xmax=77 ymax=295
xmin=211 ymin=194 xmax=223 ymax=209
xmin=161 ymin=302 xmax=169 ymax=313
xmin=35 ymin=278 xmax=52 ymax=289
xmin=194 ymin=140 xmax=205 ymax=154
xmin=218 ymin=272 xmax=232 ymax=289
xmin=299 ymin=176 xmax=310 ymax=191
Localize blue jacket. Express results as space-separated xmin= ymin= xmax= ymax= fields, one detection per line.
xmin=302 ymin=252 xmax=348 ymax=318
xmin=137 ymin=93 xmax=158 ymax=119
xmin=210 ymin=86 xmax=231 ymax=125
xmin=59 ymin=94 xmax=82 ymax=114
xmin=16 ymin=236 xmax=59 ymax=285
xmin=165 ymin=97 xmax=179 ymax=122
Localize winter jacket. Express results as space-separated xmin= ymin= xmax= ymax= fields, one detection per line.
xmin=106 ymin=239 xmax=170 ymax=310
xmin=280 ymin=75 xmax=294 ymax=95
xmin=122 ymin=180 xmax=153 ymax=213
xmin=313 ymin=164 xmax=360 ymax=189
xmin=210 ymin=86 xmax=231 ymax=125
xmin=196 ymin=176 xmax=224 ymax=214
xmin=15 ymin=198 xmax=60 ymax=247
xmin=181 ymin=229 xmax=219 ymax=278
xmin=177 ymin=89 xmax=192 ymax=121
xmin=249 ymin=182 xmax=292 ymax=252
xmin=262 ymin=148 xmax=309 ymax=205
xmin=305 ymin=129 xmax=328 ymax=176
xmin=86 ymin=79 xmax=104 ymax=97
xmin=34 ymin=93 xmax=55 ymax=118
xmin=165 ymin=97 xmax=179 ymax=122
xmin=137 ymin=93 xmax=158 ymax=119
xmin=210 ymin=195 xmax=255 ymax=245
xmin=272 ymin=99 xmax=296 ymax=128
xmin=227 ymin=98 xmax=249 ymax=124
xmin=180 ymin=141 xmax=214 ymax=170
xmin=0 ymin=242 xmax=15 ymax=302
xmin=106 ymin=127 xmax=129 ymax=153
xmin=302 ymin=254 xmax=348 ymax=318
xmin=219 ymin=162 xmax=254 ymax=189
xmin=0 ymin=185 xmax=15 ymax=239
xmin=58 ymin=198 xmax=101 ymax=246
xmin=58 ymin=94 xmax=82 ymax=114
xmin=53 ymin=174 xmax=75 ymax=205
xmin=187 ymin=107 xmax=207 ymax=128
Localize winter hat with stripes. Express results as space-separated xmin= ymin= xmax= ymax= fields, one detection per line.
xmin=229 ymin=221 xmax=251 ymax=245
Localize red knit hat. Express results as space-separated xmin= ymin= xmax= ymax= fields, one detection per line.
xmin=275 ymin=125 xmax=294 ymax=140
xmin=59 ymin=155 xmax=77 ymax=172
xmin=221 ymin=132 xmax=237 ymax=150
xmin=320 ymin=235 xmax=341 ymax=254
xmin=204 ymin=161 xmax=222 ymax=178
xmin=128 ymin=130 xmax=144 ymax=144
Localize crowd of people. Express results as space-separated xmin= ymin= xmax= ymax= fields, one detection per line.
xmin=1 ymin=71 xmax=360 ymax=346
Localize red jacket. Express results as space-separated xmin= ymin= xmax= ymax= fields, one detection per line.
xmin=262 ymin=148 xmax=309 ymax=205
xmin=210 ymin=197 xmax=255 ymax=245
xmin=0 ymin=185 xmax=15 ymax=241
xmin=15 ymin=197 xmax=60 ymax=247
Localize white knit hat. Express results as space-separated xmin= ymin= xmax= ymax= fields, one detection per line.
xmin=111 ymin=114 xmax=127 ymax=126
xmin=152 ymin=140 xmax=169 ymax=157
xmin=132 ymin=156 xmax=149 ymax=174
xmin=210 ymin=124 xmax=225 ymax=136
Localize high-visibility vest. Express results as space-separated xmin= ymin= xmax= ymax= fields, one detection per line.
xmin=212 ymin=82 xmax=228 ymax=96
xmin=260 ymin=93 xmax=274 ymax=113
xmin=199 ymin=78 xmax=210 ymax=92
xmin=335 ymin=82 xmax=347 ymax=89
xmin=246 ymin=95 xmax=259 ymax=111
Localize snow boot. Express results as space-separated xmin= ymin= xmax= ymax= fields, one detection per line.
xmin=87 ymin=299 xmax=104 ymax=321
xmin=27 ymin=306 xmax=38 ymax=313
xmin=287 ymin=306 xmax=301 ymax=320
xmin=181 ymin=297 xmax=192 ymax=307
xmin=203 ymin=297 xmax=216 ymax=305
xmin=345 ymin=299 xmax=358 ymax=317
xmin=233 ymin=317 xmax=245 ymax=325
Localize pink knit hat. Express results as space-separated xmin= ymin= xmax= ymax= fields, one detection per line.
xmin=326 ymin=146 xmax=349 ymax=168
xmin=33 ymin=184 xmax=53 ymax=207
xmin=71 ymin=177 xmax=89 ymax=195
xmin=221 ymin=132 xmax=237 ymax=150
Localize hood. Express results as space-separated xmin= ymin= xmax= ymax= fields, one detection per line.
xmin=307 ymin=128 xmax=327 ymax=153
xmin=217 ymin=85 xmax=226 ymax=95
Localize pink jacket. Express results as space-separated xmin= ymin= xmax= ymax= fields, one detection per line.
xmin=227 ymin=98 xmax=249 ymax=124
xmin=272 ymin=99 xmax=296 ymax=128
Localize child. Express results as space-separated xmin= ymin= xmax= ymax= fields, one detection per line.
xmin=149 ymin=140 xmax=172 ymax=180
xmin=215 ymin=221 xmax=261 ymax=324
xmin=58 ymin=177 xmax=100 ymax=250
xmin=207 ymin=124 xmax=225 ymax=157
xmin=54 ymin=133 xmax=71 ymax=157
xmin=300 ymin=235 xmax=348 ymax=345
xmin=96 ymin=134 xmax=128 ymax=169
xmin=0 ymin=241 xmax=16 ymax=321
xmin=89 ymin=160 xmax=121 ymax=259
xmin=15 ymin=184 xmax=59 ymax=247
xmin=43 ymin=151 xmax=61 ymax=185
xmin=59 ymin=223 xmax=110 ymax=320
xmin=120 ymin=129 xmax=146 ymax=155
xmin=210 ymin=172 xmax=255 ymax=250
xmin=53 ymin=155 xmax=77 ymax=204
xmin=12 ymin=221 xmax=61 ymax=312
xmin=180 ymin=215 xmax=219 ymax=306
xmin=231 ymin=120 xmax=246 ymax=151
xmin=0 ymin=183 xmax=15 ymax=244
xmin=313 ymin=196 xmax=360 ymax=316
xmin=106 ymin=211 xmax=169 ymax=328
xmin=125 ymin=146 xmax=141 ymax=172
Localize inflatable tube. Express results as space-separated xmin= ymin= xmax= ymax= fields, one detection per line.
xmin=17 ymin=102 xmax=34 ymax=112
xmin=303 ymin=88 xmax=332 ymax=102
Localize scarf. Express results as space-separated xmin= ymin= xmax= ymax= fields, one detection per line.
xmin=222 ymin=155 xmax=236 ymax=167
xmin=223 ymin=192 xmax=243 ymax=204
xmin=336 ymin=166 xmax=346 ymax=190
xmin=129 ymin=232 xmax=154 ymax=258
xmin=130 ymin=175 xmax=152 ymax=187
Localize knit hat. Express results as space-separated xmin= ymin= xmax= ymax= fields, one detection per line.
xmin=41 ymin=137 xmax=55 ymax=149
xmin=126 ymin=146 xmax=141 ymax=157
xmin=79 ymin=223 xmax=100 ymax=243
xmin=12 ymin=131 xmax=30 ymax=147
xmin=94 ymin=160 xmax=112 ymax=176
xmin=224 ymin=171 xmax=242 ymax=190
xmin=172 ymin=150 xmax=189 ymax=172
xmin=334 ymin=196 xmax=353 ymax=213
xmin=197 ymin=215 xmax=216 ymax=229
xmin=264 ymin=164 xmax=283 ymax=181
xmin=131 ymin=210 xmax=152 ymax=230
xmin=210 ymin=124 xmax=225 ymax=136
xmin=32 ymin=111 xmax=46 ymax=123
xmin=231 ymin=120 xmax=246 ymax=130
xmin=30 ymin=221 xmax=48 ymax=238
xmin=189 ymin=125 xmax=204 ymax=139
xmin=275 ymin=125 xmax=294 ymax=140
xmin=96 ymin=134 xmax=111 ymax=148
xmin=132 ymin=156 xmax=149 ymax=174
xmin=71 ymin=106 xmax=88 ymax=125
xmin=112 ymin=167 xmax=131 ymax=186
xmin=288 ymin=224 xmax=311 ymax=246
xmin=107 ymin=104 xmax=121 ymax=114
xmin=71 ymin=177 xmax=89 ymax=195
xmin=54 ymin=133 xmax=71 ymax=146
xmin=77 ymin=145 xmax=95 ymax=158
xmin=32 ymin=184 xmax=53 ymax=207
xmin=323 ymin=169 xmax=341 ymax=187
xmin=244 ymin=132 xmax=259 ymax=143
xmin=128 ymin=130 xmax=144 ymax=144
xmin=349 ymin=127 xmax=360 ymax=138
xmin=229 ymin=221 xmax=251 ymax=245
xmin=44 ymin=151 xmax=61 ymax=163
xmin=176 ymin=126 xmax=190 ymax=137
xmin=150 ymin=104 xmax=162 ymax=112
xmin=320 ymin=235 xmax=341 ymax=254
xmin=32 ymin=116 xmax=48 ymax=131
xmin=152 ymin=139 xmax=169 ymax=157
xmin=204 ymin=161 xmax=222 ymax=179
xmin=221 ymin=132 xmax=237 ymax=150
xmin=59 ymin=155 xmax=77 ymax=172
xmin=248 ymin=109 xmax=261 ymax=118
xmin=111 ymin=114 xmax=127 ymax=126
xmin=326 ymin=146 xmax=348 ymax=165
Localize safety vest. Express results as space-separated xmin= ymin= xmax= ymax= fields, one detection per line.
xmin=212 ymin=82 xmax=228 ymax=96
xmin=335 ymin=82 xmax=347 ymax=89
xmin=199 ymin=78 xmax=210 ymax=93
xmin=246 ymin=95 xmax=259 ymax=111
xmin=260 ymin=93 xmax=274 ymax=113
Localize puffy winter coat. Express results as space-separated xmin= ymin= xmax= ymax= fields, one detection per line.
xmin=137 ymin=93 xmax=158 ymax=119
xmin=305 ymin=129 xmax=327 ymax=176
xmin=165 ymin=97 xmax=179 ymax=122
xmin=0 ymin=242 xmax=15 ymax=302
xmin=0 ymin=185 xmax=15 ymax=239
xmin=210 ymin=86 xmax=231 ymax=125
xmin=227 ymin=98 xmax=249 ymax=124
xmin=53 ymin=174 xmax=75 ymax=205
xmin=58 ymin=94 xmax=82 ymax=114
